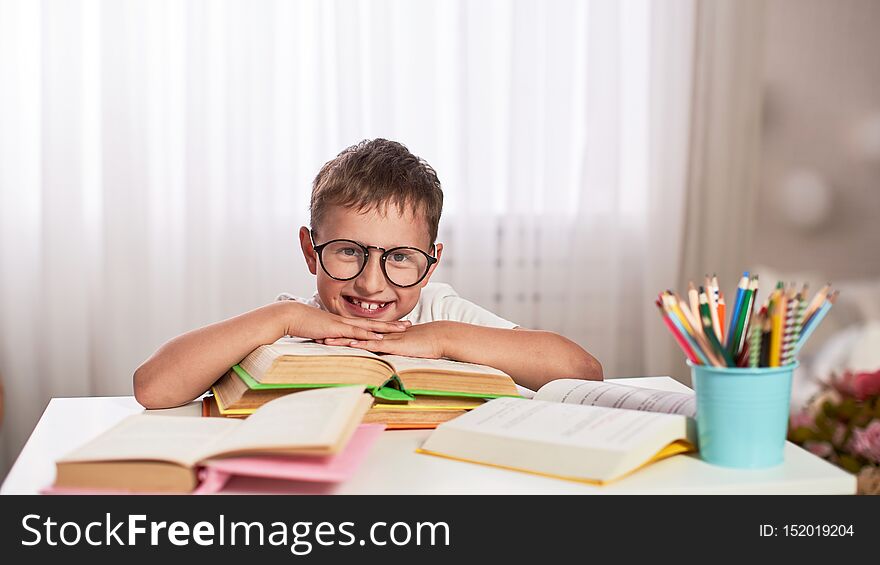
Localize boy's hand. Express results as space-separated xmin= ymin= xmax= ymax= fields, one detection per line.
xmin=283 ymin=301 xmax=411 ymax=342
xmin=320 ymin=321 xmax=448 ymax=359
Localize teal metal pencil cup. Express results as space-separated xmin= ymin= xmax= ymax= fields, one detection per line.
xmin=689 ymin=361 xmax=796 ymax=469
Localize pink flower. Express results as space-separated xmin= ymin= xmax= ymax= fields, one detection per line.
xmin=849 ymin=421 xmax=880 ymax=464
xmin=790 ymin=409 xmax=815 ymax=430
xmin=853 ymin=369 xmax=880 ymax=401
xmin=804 ymin=441 xmax=834 ymax=459
xmin=832 ymin=422 xmax=848 ymax=447
xmin=831 ymin=371 xmax=857 ymax=397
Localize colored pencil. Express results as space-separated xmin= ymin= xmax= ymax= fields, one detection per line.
xmin=769 ymin=285 xmax=786 ymax=367
xmin=726 ymin=272 xmax=749 ymax=348
xmin=794 ymin=291 xmax=836 ymax=357
xmin=802 ymin=283 xmax=831 ymax=327
xmin=736 ymin=275 xmax=759 ymax=356
xmin=656 ymin=301 xmax=701 ymax=364
xmin=665 ymin=291 xmax=694 ymax=335
xmin=675 ymin=295 xmax=725 ymax=367
xmin=688 ymin=282 xmax=701 ymax=327
xmin=749 ymin=310 xmax=763 ymax=368
xmin=780 ymin=290 xmax=798 ymax=366
xmin=705 ymin=276 xmax=723 ymax=343
xmin=700 ymin=291 xmax=734 ymax=366
xmin=657 ymin=275 xmax=835 ymax=371
xmin=758 ymin=307 xmax=773 ymax=367
xmin=664 ymin=292 xmax=719 ymax=366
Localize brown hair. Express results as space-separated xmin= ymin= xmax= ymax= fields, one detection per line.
xmin=310 ymin=139 xmax=443 ymax=244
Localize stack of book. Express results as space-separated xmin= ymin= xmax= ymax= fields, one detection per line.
xmin=50 ymin=386 xmax=383 ymax=493
xmin=205 ymin=338 xmax=522 ymax=429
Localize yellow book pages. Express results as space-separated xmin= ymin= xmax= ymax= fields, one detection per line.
xmin=416 ymin=440 xmax=693 ymax=485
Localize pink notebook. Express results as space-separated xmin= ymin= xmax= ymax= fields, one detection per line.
xmin=42 ymin=424 xmax=385 ymax=495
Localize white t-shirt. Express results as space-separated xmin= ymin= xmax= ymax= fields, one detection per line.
xmin=275 ymin=282 xmax=518 ymax=329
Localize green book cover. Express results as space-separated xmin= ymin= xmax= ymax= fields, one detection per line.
xmin=232 ymin=364 xmax=415 ymax=402
xmin=231 ymin=365 xmax=520 ymax=401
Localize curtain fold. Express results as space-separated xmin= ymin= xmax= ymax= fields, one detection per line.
xmin=675 ymin=0 xmax=766 ymax=383
xmin=0 ymin=0 xmax=711 ymax=477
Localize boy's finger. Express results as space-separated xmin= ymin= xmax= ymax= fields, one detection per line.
xmin=345 ymin=317 xmax=409 ymax=332
xmin=351 ymin=327 xmax=384 ymax=341
xmin=348 ymin=340 xmax=388 ymax=352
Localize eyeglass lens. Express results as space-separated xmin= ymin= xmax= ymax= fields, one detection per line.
xmin=319 ymin=240 xmax=430 ymax=287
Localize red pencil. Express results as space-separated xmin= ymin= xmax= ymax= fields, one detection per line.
xmin=656 ymin=302 xmax=700 ymax=364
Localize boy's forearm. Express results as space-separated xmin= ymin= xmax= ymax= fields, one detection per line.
xmin=439 ymin=322 xmax=603 ymax=391
xmin=133 ymin=302 xmax=292 ymax=409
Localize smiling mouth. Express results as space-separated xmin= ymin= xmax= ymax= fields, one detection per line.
xmin=343 ymin=295 xmax=394 ymax=313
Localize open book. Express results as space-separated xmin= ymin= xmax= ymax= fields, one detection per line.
xmin=419 ymin=378 xmax=697 ymax=484
xmin=236 ymin=338 xmax=521 ymax=400
xmin=52 ymin=386 xmax=372 ymax=493
xmin=206 ymin=378 xmax=483 ymax=430
xmin=531 ymin=378 xmax=696 ymax=417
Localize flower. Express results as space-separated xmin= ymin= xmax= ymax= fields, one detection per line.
xmin=849 ymin=421 xmax=880 ymax=464
xmin=789 ymin=368 xmax=880 ymax=495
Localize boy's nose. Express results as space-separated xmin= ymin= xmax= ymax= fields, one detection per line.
xmin=353 ymin=254 xmax=387 ymax=295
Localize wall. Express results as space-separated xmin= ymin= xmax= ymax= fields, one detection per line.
xmin=752 ymin=0 xmax=880 ymax=280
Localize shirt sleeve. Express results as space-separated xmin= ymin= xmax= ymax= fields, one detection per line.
xmin=422 ymin=283 xmax=519 ymax=329
xmin=274 ymin=292 xmax=323 ymax=310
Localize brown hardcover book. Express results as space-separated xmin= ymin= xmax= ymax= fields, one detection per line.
xmin=53 ymin=387 xmax=372 ymax=493
xmin=237 ymin=338 xmax=520 ymax=398
xmin=209 ymin=369 xmax=485 ymax=429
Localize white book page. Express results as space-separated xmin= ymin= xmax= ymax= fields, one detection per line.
xmin=269 ymin=338 xmax=381 ymax=359
xmin=534 ymin=379 xmax=696 ymax=418
xmin=58 ymin=415 xmax=240 ymax=468
xmin=207 ymin=385 xmax=369 ymax=457
xmin=429 ymin=397 xmax=683 ymax=453
xmin=381 ymin=355 xmax=508 ymax=377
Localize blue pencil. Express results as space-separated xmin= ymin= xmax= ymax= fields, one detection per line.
xmin=792 ymin=298 xmax=833 ymax=357
xmin=726 ymin=272 xmax=749 ymax=348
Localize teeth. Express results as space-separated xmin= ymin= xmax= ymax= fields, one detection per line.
xmin=351 ymin=298 xmax=387 ymax=310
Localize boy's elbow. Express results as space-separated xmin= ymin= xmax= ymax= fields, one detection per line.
xmin=580 ymin=353 xmax=603 ymax=381
xmin=556 ymin=334 xmax=602 ymax=381
xmin=133 ymin=364 xmax=177 ymax=410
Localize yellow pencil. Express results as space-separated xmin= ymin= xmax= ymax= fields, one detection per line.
xmin=666 ymin=293 xmax=695 ymax=335
xmin=769 ymin=289 xmax=786 ymax=367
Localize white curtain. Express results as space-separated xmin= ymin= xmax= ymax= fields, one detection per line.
xmin=0 ymin=0 xmax=697 ymax=476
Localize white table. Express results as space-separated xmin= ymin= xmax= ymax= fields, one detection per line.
xmin=0 ymin=377 xmax=856 ymax=495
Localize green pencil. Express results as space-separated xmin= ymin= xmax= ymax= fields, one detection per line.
xmin=748 ymin=316 xmax=761 ymax=368
xmin=700 ymin=290 xmax=734 ymax=367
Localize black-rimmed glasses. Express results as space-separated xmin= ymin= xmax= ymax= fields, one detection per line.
xmin=310 ymin=234 xmax=437 ymax=288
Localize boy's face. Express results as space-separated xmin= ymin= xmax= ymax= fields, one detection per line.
xmin=299 ymin=204 xmax=443 ymax=322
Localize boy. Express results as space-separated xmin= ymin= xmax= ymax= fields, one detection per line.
xmin=134 ymin=139 xmax=602 ymax=409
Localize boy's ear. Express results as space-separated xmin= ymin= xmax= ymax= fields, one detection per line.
xmin=299 ymin=226 xmax=318 ymax=275
xmin=420 ymin=242 xmax=443 ymax=287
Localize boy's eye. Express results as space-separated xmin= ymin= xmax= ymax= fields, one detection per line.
xmin=390 ymin=252 xmax=409 ymax=263
xmin=336 ymin=247 xmax=362 ymax=258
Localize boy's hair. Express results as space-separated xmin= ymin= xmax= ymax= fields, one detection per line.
xmin=310 ymin=139 xmax=444 ymax=245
